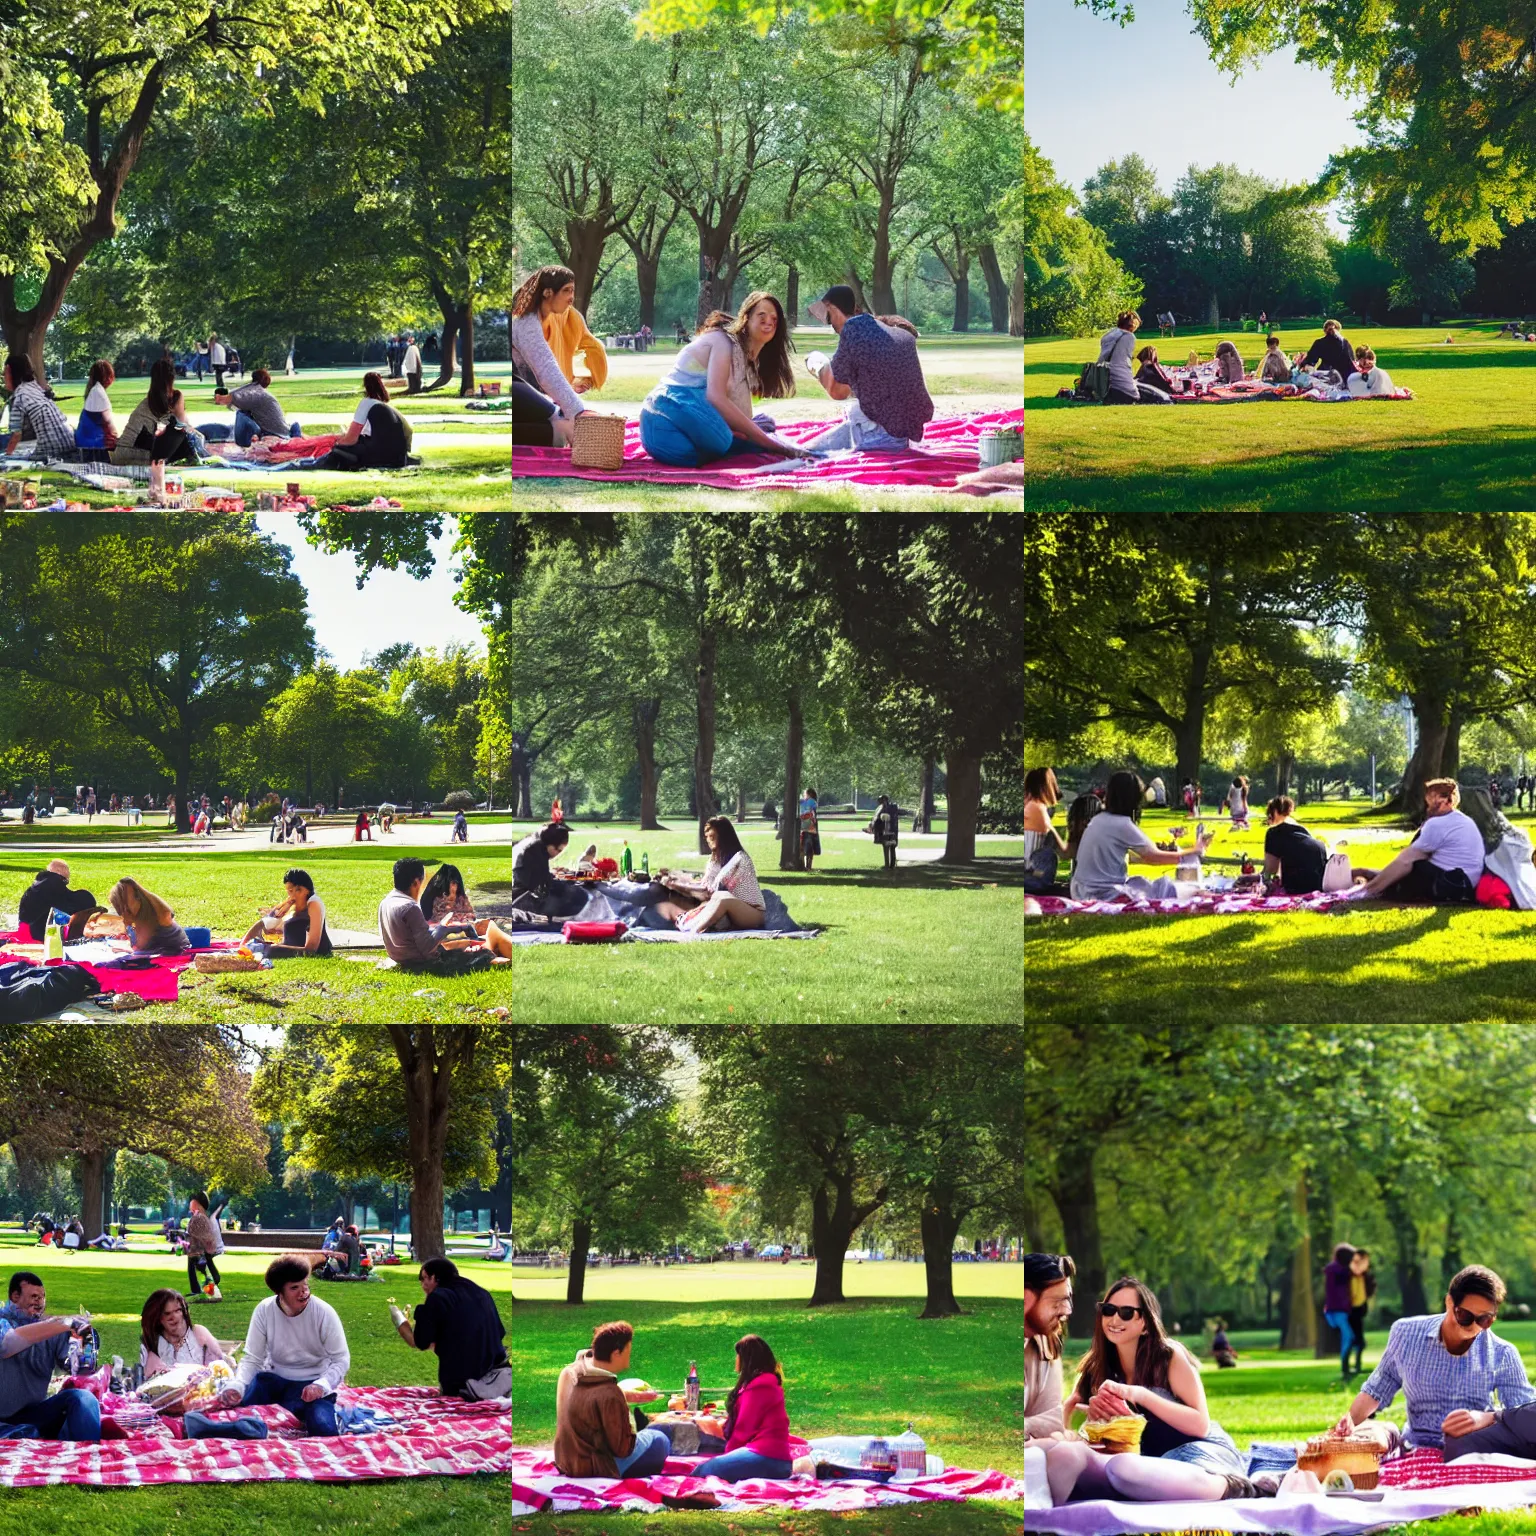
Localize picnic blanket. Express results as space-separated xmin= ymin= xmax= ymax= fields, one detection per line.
xmin=1031 ymin=889 xmax=1366 ymax=918
xmin=0 ymin=939 xmax=244 ymax=1003
xmin=513 ymin=1446 xmax=1021 ymax=1513
xmin=512 ymin=408 xmax=1023 ymax=491
xmin=1166 ymin=379 xmax=1414 ymax=405
xmin=0 ymin=1386 xmax=507 ymax=1487
xmin=494 ymin=882 xmax=820 ymax=945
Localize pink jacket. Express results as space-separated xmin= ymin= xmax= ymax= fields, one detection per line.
xmin=724 ymin=1371 xmax=792 ymax=1460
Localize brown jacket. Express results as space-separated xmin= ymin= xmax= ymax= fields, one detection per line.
xmin=553 ymin=1352 xmax=635 ymax=1477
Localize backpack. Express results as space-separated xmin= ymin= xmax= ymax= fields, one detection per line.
xmin=0 ymin=960 xmax=102 ymax=1023
xmin=1077 ymin=360 xmax=1111 ymax=403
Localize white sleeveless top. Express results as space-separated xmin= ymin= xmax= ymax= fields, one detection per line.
xmin=653 ymin=331 xmax=751 ymax=417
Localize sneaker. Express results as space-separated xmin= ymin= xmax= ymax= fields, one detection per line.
xmin=1221 ymin=1474 xmax=1259 ymax=1500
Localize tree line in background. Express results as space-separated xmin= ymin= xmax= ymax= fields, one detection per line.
xmin=1028 ymin=512 xmax=1536 ymax=820
xmin=1025 ymin=1014 xmax=1536 ymax=1351
xmin=513 ymin=0 xmax=1024 ymax=335
xmin=0 ymin=0 xmax=511 ymax=391
xmin=514 ymin=1025 xmax=1022 ymax=1317
xmin=0 ymin=1024 xmax=509 ymax=1264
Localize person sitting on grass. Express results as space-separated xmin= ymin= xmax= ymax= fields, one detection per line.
xmin=185 ymin=1191 xmax=227 ymax=1297
xmin=1095 ymin=310 xmax=1142 ymax=405
xmin=511 ymin=823 xmax=587 ymax=919
xmin=379 ymin=858 xmax=509 ymax=969
xmin=1261 ymin=796 xmax=1328 ymax=895
xmin=213 ymin=367 xmax=299 ymax=446
xmin=241 ymin=868 xmax=333 ymax=957
xmin=640 ymin=291 xmax=809 ymax=467
xmin=1300 ymin=318 xmax=1358 ymax=384
xmin=1213 ymin=341 xmax=1245 ymax=384
xmin=419 ymin=863 xmax=492 ymax=942
xmin=1347 ymin=346 xmax=1395 ymax=397
xmin=1043 ymin=1276 xmax=1256 ymax=1505
xmin=1025 ymin=767 xmax=1070 ymax=892
xmin=0 ymin=1271 xmax=100 ymax=1441
xmin=510 ymin=265 xmax=592 ymax=448
xmin=391 ymin=1256 xmax=510 ymax=1402
xmin=75 ymin=359 xmax=120 ymax=453
xmin=108 ymin=877 xmax=192 ymax=955
xmin=111 ymin=359 xmax=202 ymax=465
xmin=541 ymin=290 xmax=609 ymax=400
xmin=211 ymin=1258 xmax=351 ymax=1437
xmin=1327 ymin=1264 xmax=1533 ymax=1452
xmin=322 ymin=1218 xmax=345 ymax=1253
xmin=318 ymin=373 xmax=412 ymax=470
xmin=320 ymin=1224 xmax=362 ymax=1280
xmin=554 ymin=1319 xmax=670 ymax=1478
xmin=1027 ymin=1252 xmax=1074 ymax=1444
xmin=1354 ymin=778 xmax=1484 ymax=902
xmin=1134 ymin=345 xmax=1175 ymax=393
xmin=140 ymin=1287 xmax=234 ymax=1376
xmin=694 ymin=1334 xmax=794 ymax=1482
xmin=17 ymin=859 xmax=101 ymax=942
xmin=1069 ymin=771 xmax=1212 ymax=903
xmin=654 ymin=815 xmax=767 ymax=932
xmin=2 ymin=355 xmax=78 ymax=461
xmin=1258 ymin=335 xmax=1291 ymax=382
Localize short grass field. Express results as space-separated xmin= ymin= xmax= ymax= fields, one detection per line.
xmin=507 ymin=817 xmax=1025 ymax=1023
xmin=1057 ymin=1324 xmax=1536 ymax=1536
xmin=511 ymin=331 xmax=1022 ymax=511
xmin=513 ymin=1258 xmax=1022 ymax=1533
xmin=1025 ymin=320 xmax=1536 ymax=512
xmin=1028 ymin=799 xmax=1536 ymax=1026
xmin=11 ymin=364 xmax=511 ymax=514
xmin=0 ymin=1230 xmax=509 ymax=1530
xmin=0 ymin=832 xmax=514 ymax=1022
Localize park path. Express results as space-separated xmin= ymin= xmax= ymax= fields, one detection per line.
xmin=0 ymin=820 xmax=512 ymax=854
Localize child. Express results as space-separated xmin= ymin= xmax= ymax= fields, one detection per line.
xmin=1135 ymin=345 xmax=1175 ymax=392
xmin=1258 ymin=335 xmax=1291 ymax=382
xmin=1347 ymin=347 xmax=1395 ymax=396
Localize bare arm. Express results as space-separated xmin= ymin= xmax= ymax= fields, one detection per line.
xmin=703 ymin=337 xmax=779 ymax=449
xmin=0 ymin=1317 xmax=73 ymax=1357
xmin=1360 ymin=843 xmax=1427 ymax=896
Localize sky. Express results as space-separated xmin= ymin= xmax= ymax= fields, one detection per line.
xmin=255 ymin=515 xmax=486 ymax=670
xmin=1026 ymin=0 xmax=1366 ymax=206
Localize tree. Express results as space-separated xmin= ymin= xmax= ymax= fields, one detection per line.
xmin=0 ymin=0 xmax=493 ymax=371
xmin=0 ymin=515 xmax=313 ymax=831
xmin=247 ymin=666 xmax=391 ymax=808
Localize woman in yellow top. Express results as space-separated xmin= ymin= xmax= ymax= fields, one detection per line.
xmin=542 ymin=304 xmax=608 ymax=396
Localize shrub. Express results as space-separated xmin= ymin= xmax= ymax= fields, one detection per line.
xmin=442 ymin=789 xmax=476 ymax=813
xmin=252 ymin=792 xmax=283 ymax=823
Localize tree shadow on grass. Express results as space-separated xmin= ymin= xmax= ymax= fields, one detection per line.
xmin=768 ymin=862 xmax=1024 ymax=892
xmin=1027 ymin=427 xmax=1536 ymax=513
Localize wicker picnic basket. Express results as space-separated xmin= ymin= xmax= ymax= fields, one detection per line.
xmin=193 ymin=952 xmax=264 ymax=974
xmin=1297 ymin=1431 xmax=1386 ymax=1489
xmin=571 ymin=412 xmax=626 ymax=470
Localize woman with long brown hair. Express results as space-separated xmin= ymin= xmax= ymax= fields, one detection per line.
xmin=1043 ymin=1276 xmax=1256 ymax=1505
xmin=76 ymin=359 xmax=119 ymax=453
xmin=694 ymin=1333 xmax=794 ymax=1481
xmin=139 ymin=1286 xmax=233 ymax=1377
xmin=510 ymin=264 xmax=591 ymax=447
xmin=639 ymin=291 xmax=809 ymax=466
xmin=111 ymin=358 xmax=198 ymax=465
xmin=654 ymin=814 xmax=767 ymax=931
xmin=108 ymin=877 xmax=192 ymax=955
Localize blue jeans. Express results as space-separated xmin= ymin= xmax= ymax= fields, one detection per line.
xmin=639 ymin=382 xmax=734 ymax=466
xmin=694 ymin=1447 xmax=794 ymax=1481
xmin=0 ymin=1387 xmax=101 ymax=1441
xmin=613 ymin=1424 xmax=669 ymax=1475
xmin=799 ymin=400 xmax=908 ymax=453
xmin=1325 ymin=1309 xmax=1355 ymax=1374
xmin=239 ymin=1370 xmax=339 ymax=1437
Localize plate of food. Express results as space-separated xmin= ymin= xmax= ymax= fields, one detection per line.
xmin=620 ymin=1376 xmax=662 ymax=1403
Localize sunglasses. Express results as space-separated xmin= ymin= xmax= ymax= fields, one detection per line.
xmin=1454 ymin=1304 xmax=1498 ymax=1329
xmin=1099 ymin=1303 xmax=1144 ymax=1322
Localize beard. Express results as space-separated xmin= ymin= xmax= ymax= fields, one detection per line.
xmin=1026 ymin=1297 xmax=1064 ymax=1344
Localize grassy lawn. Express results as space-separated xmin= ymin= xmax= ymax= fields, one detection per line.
xmin=1028 ymin=801 xmax=1536 ymax=1026
xmin=507 ymin=819 xmax=1024 ymax=1023
xmin=511 ymin=1260 xmax=1023 ymax=1477
xmin=0 ymin=843 xmax=513 ymax=1022
xmin=1054 ymin=1326 xmax=1536 ymax=1536
xmin=0 ymin=1233 xmax=509 ymax=1525
xmin=13 ymin=365 xmax=510 ymax=514
xmin=511 ymin=333 xmax=1021 ymax=512
xmin=1025 ymin=320 xmax=1536 ymax=512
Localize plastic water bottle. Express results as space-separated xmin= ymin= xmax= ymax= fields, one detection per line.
xmin=686 ymin=1360 xmax=700 ymax=1412
xmin=44 ymin=920 xmax=64 ymax=962
xmin=67 ymin=1335 xmax=81 ymax=1377
xmin=79 ymin=1326 xmax=98 ymax=1372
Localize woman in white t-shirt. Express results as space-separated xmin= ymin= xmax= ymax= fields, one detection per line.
xmin=1096 ymin=311 xmax=1141 ymax=405
xmin=1346 ymin=347 xmax=1394 ymax=396
xmin=655 ymin=815 xmax=767 ymax=931
xmin=76 ymin=359 xmax=119 ymax=453
xmin=139 ymin=1286 xmax=233 ymax=1377
xmin=1226 ymin=775 xmax=1250 ymax=828
xmin=1070 ymin=771 xmax=1212 ymax=902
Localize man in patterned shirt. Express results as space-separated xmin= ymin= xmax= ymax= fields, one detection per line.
xmin=1329 ymin=1265 xmax=1534 ymax=1448
xmin=3 ymin=354 xmax=77 ymax=460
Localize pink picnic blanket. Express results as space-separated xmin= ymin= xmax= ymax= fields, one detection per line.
xmin=0 ymin=1387 xmax=508 ymax=1487
xmin=512 ymin=1447 xmax=1021 ymax=1513
xmin=1380 ymin=1445 xmax=1536 ymax=1489
xmin=0 ymin=941 xmax=241 ymax=1003
xmin=512 ymin=409 xmax=1022 ymax=491
xmin=1031 ymin=890 xmax=1363 ymax=918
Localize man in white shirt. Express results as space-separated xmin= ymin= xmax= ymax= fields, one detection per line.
xmin=402 ymin=335 xmax=422 ymax=394
xmin=209 ymin=334 xmax=228 ymax=391
xmin=1358 ymin=777 xmax=1484 ymax=902
xmin=213 ymin=1257 xmax=350 ymax=1435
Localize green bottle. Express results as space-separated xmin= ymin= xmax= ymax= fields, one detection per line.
xmin=621 ymin=840 xmax=633 ymax=877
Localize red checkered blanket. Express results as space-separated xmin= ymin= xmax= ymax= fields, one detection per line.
xmin=0 ymin=1387 xmax=508 ymax=1486
xmin=512 ymin=1447 xmax=1022 ymax=1512
xmin=1380 ymin=1446 xmax=1536 ymax=1489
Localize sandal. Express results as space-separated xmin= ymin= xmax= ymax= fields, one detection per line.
xmin=1221 ymin=1473 xmax=1260 ymax=1499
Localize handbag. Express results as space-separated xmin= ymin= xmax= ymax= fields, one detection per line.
xmin=1321 ymin=849 xmax=1354 ymax=893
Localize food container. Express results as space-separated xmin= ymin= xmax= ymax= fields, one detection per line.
xmin=1297 ymin=1433 xmax=1386 ymax=1490
xmin=977 ymin=427 xmax=1022 ymax=468
xmin=891 ymin=1422 xmax=928 ymax=1480
xmin=571 ymin=413 xmax=626 ymax=470
xmin=1084 ymin=1415 xmax=1146 ymax=1454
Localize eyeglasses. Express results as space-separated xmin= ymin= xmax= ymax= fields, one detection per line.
xmin=1099 ymin=1303 xmax=1144 ymax=1322
xmin=1454 ymin=1304 xmax=1498 ymax=1329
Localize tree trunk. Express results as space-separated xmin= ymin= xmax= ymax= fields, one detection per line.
xmin=568 ymin=1216 xmax=592 ymax=1304
xmin=563 ymin=214 xmax=612 ymax=313
xmin=1052 ymin=1154 xmax=1103 ymax=1339
xmin=807 ymin=1170 xmax=883 ymax=1306
xmin=1008 ymin=257 xmax=1025 ymax=337
xmin=1397 ymin=697 xmax=1449 ymax=821
xmin=1173 ymin=637 xmax=1214 ymax=788
xmin=786 ymin=264 xmax=800 ymax=325
xmin=1281 ymin=1172 xmax=1317 ymax=1352
xmin=870 ymin=188 xmax=898 ymax=315
xmin=735 ymin=781 xmax=747 ymax=820
xmin=918 ymin=1189 xmax=964 ymax=1318
xmin=781 ymin=689 xmax=805 ymax=871
xmin=694 ymin=625 xmax=719 ymax=854
xmin=846 ymin=268 xmax=868 ymax=313
xmin=634 ymin=254 xmax=660 ymax=329
xmin=174 ymin=749 xmax=192 ymax=834
xmin=1206 ymin=292 xmax=1220 ymax=327
xmin=1277 ymin=750 xmax=1295 ymax=798
xmin=978 ymin=244 xmax=1009 ymax=332
xmin=634 ymin=698 xmax=662 ymax=830
xmin=951 ymin=269 xmax=970 ymax=332
xmin=941 ymin=750 xmax=982 ymax=863
xmin=427 ymin=280 xmax=461 ymax=391
xmin=917 ymin=755 xmax=935 ymax=834
xmin=386 ymin=1026 xmax=474 ymax=1265
xmin=79 ymin=1148 xmax=108 ymax=1239
xmin=1379 ymin=1177 xmax=1429 ymax=1316
xmin=457 ymin=300 xmax=476 ymax=395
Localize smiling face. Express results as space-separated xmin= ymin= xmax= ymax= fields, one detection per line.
xmin=746 ymin=299 xmax=779 ymax=344
xmin=1099 ymin=1285 xmax=1147 ymax=1350
xmin=1025 ymin=1278 xmax=1072 ymax=1338
xmin=279 ymin=1278 xmax=311 ymax=1315
xmin=11 ymin=1281 xmax=45 ymax=1318
xmin=705 ymin=825 xmax=719 ymax=852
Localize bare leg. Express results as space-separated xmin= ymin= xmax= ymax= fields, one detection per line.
xmin=680 ymin=893 xmax=731 ymax=931
xmin=1105 ymin=1456 xmax=1229 ymax=1501
xmin=482 ymin=921 xmax=515 ymax=958
xmin=715 ymin=895 xmax=766 ymax=930
xmin=241 ymin=920 xmax=266 ymax=945
xmin=1045 ymin=1442 xmax=1113 ymax=1504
